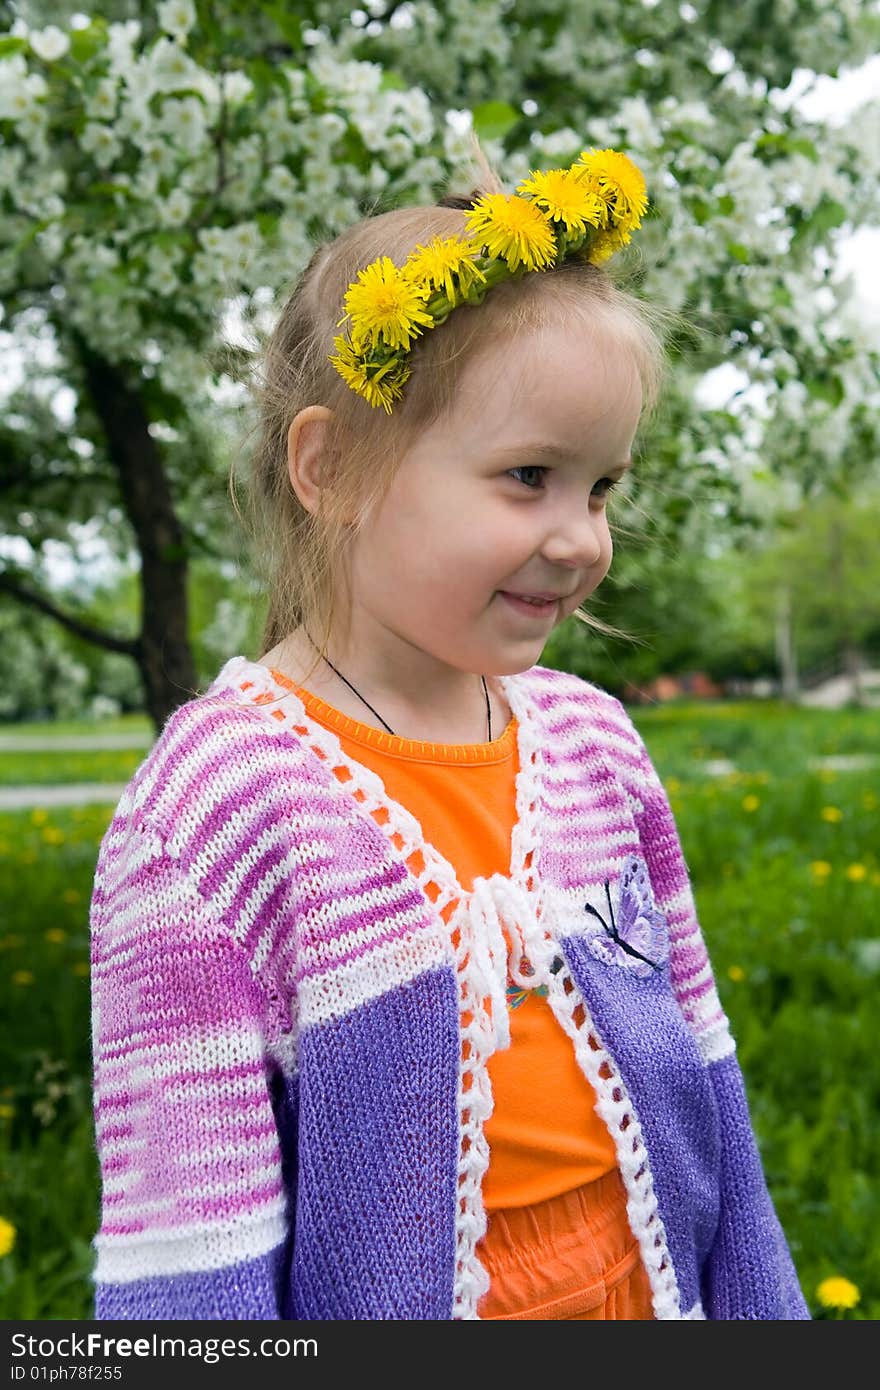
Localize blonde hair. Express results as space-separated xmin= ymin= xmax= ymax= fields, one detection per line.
xmin=231 ymin=135 xmax=676 ymax=688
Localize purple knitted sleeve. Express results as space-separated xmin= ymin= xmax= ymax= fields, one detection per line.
xmin=608 ymin=697 xmax=810 ymax=1320
xmin=89 ymin=815 xmax=289 ymax=1319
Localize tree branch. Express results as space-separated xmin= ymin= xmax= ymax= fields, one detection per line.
xmin=0 ymin=571 xmax=141 ymax=658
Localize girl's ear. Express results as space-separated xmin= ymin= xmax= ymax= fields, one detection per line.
xmin=287 ymin=405 xmax=334 ymax=514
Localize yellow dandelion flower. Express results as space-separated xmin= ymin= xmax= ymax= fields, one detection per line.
xmin=338 ymin=256 xmax=434 ymax=352
xmin=810 ymin=860 xmax=832 ymax=878
xmin=401 ymin=235 xmax=487 ymax=302
xmin=742 ymin=794 xmax=760 ymax=812
xmin=12 ymin=970 xmax=34 ymax=986
xmin=464 ymin=193 xmax=557 ymax=273
xmin=62 ymin=889 xmax=80 ymax=905
xmin=72 ymin=961 xmax=90 ymax=977
xmin=42 ymin=826 xmax=64 ymax=845
xmin=45 ymin=928 xmax=67 ymax=944
xmin=0 ymin=1104 xmax=14 ymax=1119
xmin=666 ymin=777 xmax=681 ymax=794
xmin=573 ymin=148 xmax=648 ymax=231
xmin=816 ymin=1276 xmax=859 ymax=1310
xmin=846 ymin=863 xmax=867 ymax=881
xmin=328 ymin=334 xmax=412 ymax=415
xmin=586 ymin=224 xmax=635 ymax=266
xmin=0 ymin=1217 xmax=16 ymax=1258
xmin=516 ymin=167 xmax=605 ymax=238
xmin=30 ymin=808 xmax=49 ymax=826
xmin=821 ymin=806 xmax=843 ymax=823
xmin=727 ymin=965 xmax=746 ymax=982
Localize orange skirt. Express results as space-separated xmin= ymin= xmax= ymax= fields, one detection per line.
xmin=476 ymin=1166 xmax=655 ymax=1320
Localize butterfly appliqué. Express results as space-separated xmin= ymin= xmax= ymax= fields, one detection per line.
xmin=584 ymin=854 xmax=669 ymax=979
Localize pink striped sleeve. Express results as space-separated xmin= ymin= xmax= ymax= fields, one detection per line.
xmin=604 ymin=696 xmax=734 ymax=1063
xmin=89 ymin=813 xmax=288 ymax=1316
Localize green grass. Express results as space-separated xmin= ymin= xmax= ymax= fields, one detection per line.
xmin=0 ymin=714 xmax=152 ymax=739
xmin=0 ymin=751 xmax=145 ymax=787
xmin=630 ymin=698 xmax=880 ymax=777
xmin=0 ymin=703 xmax=877 ymax=1318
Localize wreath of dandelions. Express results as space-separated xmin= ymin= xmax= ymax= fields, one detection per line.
xmin=328 ymin=147 xmax=649 ymax=414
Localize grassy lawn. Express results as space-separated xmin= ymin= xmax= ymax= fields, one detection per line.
xmin=0 ymin=700 xmax=877 ymax=1318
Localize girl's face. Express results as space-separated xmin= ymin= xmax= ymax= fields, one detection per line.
xmin=343 ymin=316 xmax=643 ymax=684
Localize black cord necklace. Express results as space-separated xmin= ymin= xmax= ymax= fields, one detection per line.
xmin=303 ymin=629 xmax=492 ymax=741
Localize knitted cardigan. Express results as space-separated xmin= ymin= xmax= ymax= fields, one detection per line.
xmin=89 ymin=655 xmax=810 ymax=1321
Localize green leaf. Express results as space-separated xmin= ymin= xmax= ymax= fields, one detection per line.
xmin=727 ymin=241 xmax=750 ymax=263
xmin=805 ymin=374 xmax=845 ymax=407
xmin=69 ymin=21 xmax=108 ymax=66
xmin=471 ymin=100 xmax=519 ymax=142
xmin=791 ymin=197 xmax=847 ymax=251
xmin=0 ymin=36 xmax=28 ymax=57
xmin=380 ymin=70 xmax=408 ymax=92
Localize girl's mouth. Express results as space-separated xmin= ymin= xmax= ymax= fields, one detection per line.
xmin=498 ymin=592 xmax=558 ymax=618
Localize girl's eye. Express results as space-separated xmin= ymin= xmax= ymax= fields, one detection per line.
xmin=507 ymin=465 xmax=622 ymax=501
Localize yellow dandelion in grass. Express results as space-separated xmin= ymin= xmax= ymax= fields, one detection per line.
xmin=41 ymin=826 xmax=64 ymax=846
xmin=516 ymin=167 xmax=605 ymax=238
xmin=62 ymin=888 xmax=80 ymax=905
xmin=810 ymin=860 xmax=832 ymax=879
xmin=464 ymin=193 xmax=557 ymax=273
xmin=0 ymin=1217 xmax=16 ymax=1258
xmin=12 ymin=970 xmax=34 ymax=986
xmin=328 ymin=334 xmax=412 ymax=415
xmin=727 ymin=965 xmax=746 ymax=982
xmin=45 ymin=928 xmax=67 ymax=944
xmin=816 ymin=1276 xmax=859 ymax=1310
xmin=401 ymin=235 xmax=487 ymax=303
xmin=573 ymin=147 xmax=649 ymax=231
xmin=0 ymin=1104 xmax=14 ymax=1120
xmin=741 ymin=794 xmax=760 ymax=812
xmin=72 ymin=961 xmax=90 ymax=977
xmin=862 ymin=792 xmax=877 ymax=811
xmin=30 ymin=808 xmax=49 ymax=826
xmin=821 ymin=805 xmax=843 ymax=823
xmin=846 ymin=863 xmax=867 ymax=882
xmin=338 ymin=256 xmax=434 ymax=352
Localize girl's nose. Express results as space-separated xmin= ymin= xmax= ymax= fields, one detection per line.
xmin=541 ymin=508 xmax=606 ymax=570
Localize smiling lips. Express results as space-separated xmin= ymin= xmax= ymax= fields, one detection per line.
xmin=499 ymin=591 xmax=560 ymax=618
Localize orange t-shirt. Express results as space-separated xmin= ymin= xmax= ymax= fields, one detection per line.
xmin=270 ymin=671 xmax=618 ymax=1210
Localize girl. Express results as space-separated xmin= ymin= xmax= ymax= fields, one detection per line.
xmin=89 ymin=138 xmax=809 ymax=1320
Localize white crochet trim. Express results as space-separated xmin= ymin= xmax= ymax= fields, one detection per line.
xmin=543 ymin=953 xmax=683 ymax=1321
xmin=223 ymin=661 xmax=701 ymax=1322
xmin=221 ymin=658 xmax=551 ymax=1321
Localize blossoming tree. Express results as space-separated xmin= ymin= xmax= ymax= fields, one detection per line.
xmin=1 ymin=1 xmax=878 ymax=725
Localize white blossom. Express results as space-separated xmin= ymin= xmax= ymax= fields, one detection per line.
xmin=157 ymin=187 xmax=193 ymax=226
xmin=85 ymin=77 xmax=120 ymax=122
xmin=28 ymin=26 xmax=70 ymax=62
xmin=221 ymin=71 xmax=254 ymax=105
xmin=157 ymin=0 xmax=197 ymax=43
xmin=303 ymin=156 xmax=341 ymax=198
xmin=79 ymin=123 xmax=122 ymax=169
xmin=159 ymin=96 xmax=209 ymax=154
